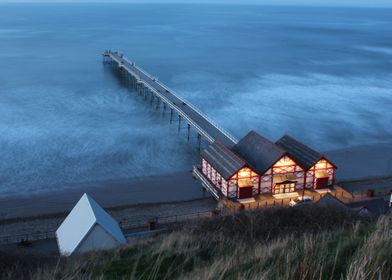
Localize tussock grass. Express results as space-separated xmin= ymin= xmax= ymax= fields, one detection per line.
xmin=1 ymin=206 xmax=391 ymax=280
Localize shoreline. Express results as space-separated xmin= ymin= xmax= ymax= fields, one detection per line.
xmin=0 ymin=197 xmax=217 ymax=249
xmin=0 ymin=171 xmax=209 ymax=220
xmin=325 ymin=141 xmax=392 ymax=181
xmin=0 ymin=141 xmax=391 ymax=220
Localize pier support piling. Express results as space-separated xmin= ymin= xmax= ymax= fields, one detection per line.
xmin=150 ymin=94 xmax=155 ymax=106
xmin=155 ymin=98 xmax=160 ymax=110
xmin=197 ymin=134 xmax=202 ymax=151
xmin=103 ymin=51 xmax=238 ymax=153
xmin=162 ymin=103 xmax=167 ymax=116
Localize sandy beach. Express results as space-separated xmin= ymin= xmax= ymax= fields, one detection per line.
xmin=0 ymin=141 xmax=390 ymax=252
xmin=0 ymin=142 xmax=391 ymax=221
xmin=325 ymin=142 xmax=392 ymax=181
xmin=0 ymin=171 xmax=209 ymax=220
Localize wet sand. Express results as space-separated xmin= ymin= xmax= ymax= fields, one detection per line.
xmin=325 ymin=142 xmax=392 ymax=181
xmin=0 ymin=171 xmax=208 ymax=219
xmin=0 ymin=142 xmax=391 ymax=220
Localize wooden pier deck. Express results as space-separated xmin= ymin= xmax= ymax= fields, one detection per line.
xmin=103 ymin=50 xmax=238 ymax=148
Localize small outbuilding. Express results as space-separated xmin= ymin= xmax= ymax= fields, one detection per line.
xmin=318 ymin=193 xmax=390 ymax=216
xmin=346 ymin=198 xmax=390 ymax=216
xmin=56 ymin=193 xmax=126 ymax=256
xmin=317 ymin=193 xmax=347 ymax=208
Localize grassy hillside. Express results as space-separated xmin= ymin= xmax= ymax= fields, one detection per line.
xmin=1 ymin=206 xmax=391 ymax=280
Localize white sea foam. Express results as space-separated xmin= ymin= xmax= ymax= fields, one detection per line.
xmin=1 ymin=4 xmax=391 ymax=195
xmin=174 ymin=71 xmax=392 ymax=151
xmin=359 ymin=46 xmax=392 ymax=56
xmin=0 ymin=84 xmax=195 ymax=195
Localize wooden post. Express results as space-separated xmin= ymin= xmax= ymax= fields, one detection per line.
xmin=150 ymin=94 xmax=154 ymax=105
xmin=187 ymin=124 xmax=191 ymax=141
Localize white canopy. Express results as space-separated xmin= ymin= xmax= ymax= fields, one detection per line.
xmin=56 ymin=193 xmax=126 ymax=256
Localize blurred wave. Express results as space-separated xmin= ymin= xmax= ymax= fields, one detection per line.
xmin=0 ymin=4 xmax=391 ymax=194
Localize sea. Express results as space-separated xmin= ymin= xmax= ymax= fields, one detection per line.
xmin=0 ymin=3 xmax=391 ymax=195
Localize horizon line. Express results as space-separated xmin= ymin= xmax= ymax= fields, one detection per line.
xmin=0 ymin=1 xmax=391 ymax=8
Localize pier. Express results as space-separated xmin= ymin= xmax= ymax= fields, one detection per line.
xmin=103 ymin=50 xmax=238 ymax=149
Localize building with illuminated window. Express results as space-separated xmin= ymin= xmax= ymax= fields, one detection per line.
xmin=195 ymin=131 xmax=336 ymax=200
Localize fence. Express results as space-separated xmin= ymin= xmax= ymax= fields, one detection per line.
xmin=224 ymin=191 xmax=352 ymax=210
xmin=119 ymin=211 xmax=212 ymax=230
xmin=0 ymin=230 xmax=56 ymax=246
xmin=0 ymin=210 xmax=213 ymax=246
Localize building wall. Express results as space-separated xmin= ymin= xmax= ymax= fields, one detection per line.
xmin=75 ymin=224 xmax=120 ymax=255
xmin=200 ymin=156 xmax=333 ymax=198
xmin=260 ymin=156 xmax=305 ymax=193
xmin=202 ymin=158 xmax=229 ymax=197
xmin=306 ymin=159 xmax=335 ymax=189
xmin=201 ymin=158 xmax=259 ymax=199
xmin=229 ymin=167 xmax=259 ymax=198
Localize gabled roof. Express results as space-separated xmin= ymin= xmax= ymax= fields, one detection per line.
xmin=56 ymin=193 xmax=126 ymax=256
xmin=201 ymin=141 xmax=246 ymax=180
xmin=232 ymin=131 xmax=286 ymax=174
xmin=346 ymin=198 xmax=389 ymax=215
xmin=317 ymin=193 xmax=347 ymax=208
xmin=317 ymin=195 xmax=389 ymax=216
xmin=276 ymin=134 xmax=334 ymax=170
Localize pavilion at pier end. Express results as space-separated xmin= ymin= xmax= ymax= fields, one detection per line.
xmin=193 ymin=131 xmax=337 ymax=207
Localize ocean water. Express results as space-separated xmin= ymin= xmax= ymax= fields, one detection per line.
xmin=0 ymin=4 xmax=391 ymax=195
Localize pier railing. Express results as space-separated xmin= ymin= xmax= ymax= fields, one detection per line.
xmin=137 ymin=79 xmax=216 ymax=143
xmin=109 ymin=53 xmax=216 ymax=142
xmin=104 ymin=51 xmax=238 ymax=146
xmin=131 ymin=61 xmax=238 ymax=144
xmin=192 ymin=166 xmax=220 ymax=199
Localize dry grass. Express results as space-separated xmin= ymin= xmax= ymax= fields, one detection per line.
xmin=1 ymin=205 xmax=391 ymax=280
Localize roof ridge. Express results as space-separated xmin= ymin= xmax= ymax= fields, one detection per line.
xmin=209 ymin=145 xmax=239 ymax=171
xmin=248 ymin=130 xmax=286 ymax=153
xmin=214 ymin=140 xmax=246 ymax=165
xmin=83 ymin=193 xmax=127 ymax=244
xmin=280 ymin=134 xmax=322 ymax=157
xmin=84 ymin=193 xmax=100 ymax=222
xmin=232 ymin=130 xmax=287 ymax=174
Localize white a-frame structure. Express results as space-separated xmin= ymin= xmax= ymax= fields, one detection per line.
xmin=56 ymin=193 xmax=126 ymax=256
